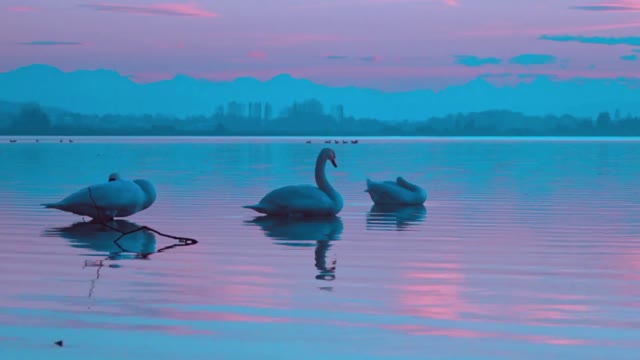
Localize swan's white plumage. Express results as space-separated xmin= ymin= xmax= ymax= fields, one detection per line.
xmin=365 ymin=177 xmax=427 ymax=205
xmin=42 ymin=175 xmax=156 ymax=220
xmin=246 ymin=185 xmax=337 ymax=216
xmin=244 ymin=148 xmax=343 ymax=217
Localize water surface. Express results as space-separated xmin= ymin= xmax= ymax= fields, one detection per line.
xmin=1 ymin=136 xmax=639 ymax=359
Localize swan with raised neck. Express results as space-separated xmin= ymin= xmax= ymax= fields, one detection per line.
xmin=243 ymin=148 xmax=343 ymax=217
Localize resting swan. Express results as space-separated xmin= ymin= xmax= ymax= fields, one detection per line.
xmin=42 ymin=172 xmax=157 ymax=221
xmin=365 ymin=177 xmax=427 ymax=205
xmin=243 ymin=148 xmax=343 ymax=217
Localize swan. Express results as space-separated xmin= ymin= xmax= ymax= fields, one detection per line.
xmin=42 ymin=172 xmax=157 ymax=221
xmin=243 ymin=148 xmax=343 ymax=217
xmin=365 ymin=176 xmax=427 ymax=205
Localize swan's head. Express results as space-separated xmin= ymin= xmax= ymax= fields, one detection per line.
xmin=133 ymin=179 xmax=157 ymax=210
xmin=108 ymin=172 xmax=121 ymax=182
xmin=321 ymin=148 xmax=337 ymax=168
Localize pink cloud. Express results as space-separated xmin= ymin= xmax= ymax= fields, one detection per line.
xmin=79 ymin=2 xmax=217 ymax=18
xmin=7 ymin=6 xmax=39 ymax=12
xmin=300 ymin=0 xmax=460 ymax=7
xmin=368 ymin=0 xmax=460 ymax=4
xmin=248 ymin=50 xmax=268 ymax=60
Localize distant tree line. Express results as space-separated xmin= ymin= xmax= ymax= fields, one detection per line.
xmin=1 ymin=99 xmax=640 ymax=136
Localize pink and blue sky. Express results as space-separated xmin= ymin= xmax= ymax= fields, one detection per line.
xmin=2 ymin=0 xmax=640 ymax=90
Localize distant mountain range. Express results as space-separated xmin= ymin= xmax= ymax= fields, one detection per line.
xmin=0 ymin=64 xmax=638 ymax=120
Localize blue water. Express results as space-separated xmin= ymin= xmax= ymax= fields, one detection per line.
xmin=1 ymin=136 xmax=639 ymax=359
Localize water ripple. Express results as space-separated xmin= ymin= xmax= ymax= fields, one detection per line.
xmin=1 ymin=138 xmax=640 ymax=359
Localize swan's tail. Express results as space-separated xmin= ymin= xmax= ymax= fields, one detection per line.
xmin=364 ymin=178 xmax=373 ymax=192
xmin=41 ymin=202 xmax=64 ymax=210
xmin=243 ymin=204 xmax=269 ymax=214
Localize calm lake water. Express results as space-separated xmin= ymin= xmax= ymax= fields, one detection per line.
xmin=1 ymin=136 xmax=639 ymax=359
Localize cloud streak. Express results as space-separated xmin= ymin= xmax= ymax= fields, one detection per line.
xmin=247 ymin=50 xmax=268 ymax=60
xmin=454 ymin=55 xmax=501 ymax=67
xmin=349 ymin=0 xmax=460 ymax=5
xmin=7 ymin=6 xmax=39 ymax=12
xmin=571 ymin=1 xmax=640 ymax=11
xmin=19 ymin=41 xmax=86 ymax=46
xmin=296 ymin=0 xmax=460 ymax=9
xmin=540 ymin=34 xmax=640 ymax=46
xmin=360 ymin=55 xmax=382 ymax=62
xmin=79 ymin=2 xmax=217 ymax=18
xmin=509 ymin=54 xmax=557 ymax=65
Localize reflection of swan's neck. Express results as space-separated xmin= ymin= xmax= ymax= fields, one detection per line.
xmin=315 ymin=155 xmax=338 ymax=199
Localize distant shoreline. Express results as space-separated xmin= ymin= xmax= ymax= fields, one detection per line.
xmin=3 ymin=134 xmax=640 ymax=141
xmin=3 ymin=100 xmax=640 ymax=137
xmin=4 ymin=133 xmax=640 ymax=137
xmin=3 ymin=129 xmax=640 ymax=137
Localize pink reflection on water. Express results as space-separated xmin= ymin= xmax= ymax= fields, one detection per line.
xmin=225 ymin=265 xmax=277 ymax=273
xmin=213 ymin=283 xmax=291 ymax=309
xmin=154 ymin=308 xmax=291 ymax=324
xmin=0 ymin=312 xmax=214 ymax=336
xmin=387 ymin=324 xmax=490 ymax=339
xmin=397 ymin=262 xmax=478 ymax=320
xmin=516 ymin=304 xmax=591 ymax=321
xmin=385 ymin=324 xmax=591 ymax=346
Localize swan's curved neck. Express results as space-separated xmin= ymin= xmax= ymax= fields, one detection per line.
xmin=315 ymin=155 xmax=337 ymax=197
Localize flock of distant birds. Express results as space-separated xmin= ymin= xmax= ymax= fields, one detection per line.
xmin=8 ymin=139 xmax=73 ymax=143
xmin=40 ymin=147 xmax=427 ymax=221
xmin=306 ymin=139 xmax=359 ymax=144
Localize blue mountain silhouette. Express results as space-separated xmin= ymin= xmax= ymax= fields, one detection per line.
xmin=0 ymin=64 xmax=637 ymax=120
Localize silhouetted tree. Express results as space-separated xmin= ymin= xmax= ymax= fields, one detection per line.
xmin=596 ymin=111 xmax=612 ymax=129
xmin=264 ymin=103 xmax=273 ymax=122
xmin=11 ymin=103 xmax=51 ymax=133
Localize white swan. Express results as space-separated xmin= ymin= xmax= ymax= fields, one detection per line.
xmin=365 ymin=177 xmax=427 ymax=205
xmin=243 ymin=148 xmax=343 ymax=217
xmin=42 ymin=172 xmax=157 ymax=221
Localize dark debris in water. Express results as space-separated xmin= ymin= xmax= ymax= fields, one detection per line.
xmin=54 ymin=340 xmax=63 ymax=347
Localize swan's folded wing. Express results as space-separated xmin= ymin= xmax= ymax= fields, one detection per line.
xmin=262 ymin=185 xmax=334 ymax=214
xmin=396 ymin=177 xmax=421 ymax=192
xmin=58 ymin=181 xmax=142 ymax=212
xmin=367 ymin=182 xmax=401 ymax=203
xmin=396 ymin=177 xmax=427 ymax=203
xmin=88 ymin=181 xmax=144 ymax=209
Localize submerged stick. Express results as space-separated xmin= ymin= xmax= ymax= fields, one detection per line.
xmin=83 ymin=186 xmax=199 ymax=299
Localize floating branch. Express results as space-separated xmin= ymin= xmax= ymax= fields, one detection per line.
xmin=87 ymin=186 xmax=199 ymax=247
xmin=83 ymin=186 xmax=200 ymax=299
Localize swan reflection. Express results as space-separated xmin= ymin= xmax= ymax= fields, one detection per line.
xmin=366 ymin=204 xmax=427 ymax=231
xmin=245 ymin=216 xmax=342 ymax=281
xmin=44 ymin=219 xmax=156 ymax=260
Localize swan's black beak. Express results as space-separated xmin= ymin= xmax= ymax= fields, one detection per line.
xmin=330 ymin=158 xmax=337 ymax=168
